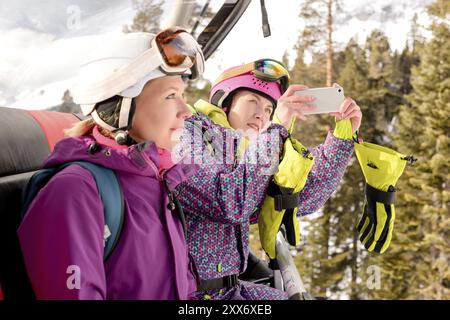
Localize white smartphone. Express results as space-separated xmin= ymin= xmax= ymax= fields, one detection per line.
xmin=294 ymin=86 xmax=345 ymax=115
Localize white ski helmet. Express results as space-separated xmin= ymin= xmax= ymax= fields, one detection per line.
xmin=73 ymin=28 xmax=204 ymax=132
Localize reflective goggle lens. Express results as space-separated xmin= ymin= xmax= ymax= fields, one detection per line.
xmin=212 ymin=59 xmax=290 ymax=93
xmin=155 ymin=28 xmax=203 ymax=74
xmin=253 ymin=59 xmax=290 ymax=81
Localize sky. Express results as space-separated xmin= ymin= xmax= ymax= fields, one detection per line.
xmin=0 ymin=0 xmax=434 ymax=110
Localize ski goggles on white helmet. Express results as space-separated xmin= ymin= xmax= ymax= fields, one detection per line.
xmin=154 ymin=27 xmax=205 ymax=77
xmin=74 ymin=27 xmax=205 ymax=112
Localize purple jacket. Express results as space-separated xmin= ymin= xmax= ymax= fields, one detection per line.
xmin=175 ymin=112 xmax=354 ymax=281
xmin=18 ymin=132 xmax=199 ymax=300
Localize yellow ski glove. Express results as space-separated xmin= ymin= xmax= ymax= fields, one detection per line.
xmin=354 ymin=141 xmax=415 ymax=253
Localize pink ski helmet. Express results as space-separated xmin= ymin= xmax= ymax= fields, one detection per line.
xmin=210 ymin=59 xmax=290 ymax=110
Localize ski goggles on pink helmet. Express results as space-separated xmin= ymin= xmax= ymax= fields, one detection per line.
xmin=209 ymin=58 xmax=290 ymax=109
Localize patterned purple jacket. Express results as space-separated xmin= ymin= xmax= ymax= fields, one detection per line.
xmin=174 ymin=111 xmax=354 ymax=281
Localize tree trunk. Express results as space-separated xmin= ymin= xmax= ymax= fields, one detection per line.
xmin=316 ymin=213 xmax=330 ymax=297
xmin=326 ymin=0 xmax=333 ymax=86
xmin=350 ymin=227 xmax=359 ymax=299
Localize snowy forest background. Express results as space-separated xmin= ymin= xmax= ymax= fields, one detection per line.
xmin=1 ymin=0 xmax=448 ymax=299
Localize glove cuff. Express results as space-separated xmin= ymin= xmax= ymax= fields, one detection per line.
xmin=273 ymin=113 xmax=296 ymax=134
xmin=333 ymin=118 xmax=353 ymax=140
xmin=365 ymin=184 xmax=396 ymax=205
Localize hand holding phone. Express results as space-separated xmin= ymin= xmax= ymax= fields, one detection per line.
xmin=294 ymin=86 xmax=345 ymax=115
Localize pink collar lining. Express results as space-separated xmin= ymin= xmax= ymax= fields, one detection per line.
xmin=92 ymin=126 xmax=174 ymax=171
xmin=157 ymin=147 xmax=175 ymax=172
xmin=92 ymin=126 xmax=128 ymax=149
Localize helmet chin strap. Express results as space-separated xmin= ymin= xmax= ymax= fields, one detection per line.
xmin=118 ymin=97 xmax=132 ymax=129
xmin=92 ymin=97 xmax=136 ymax=145
xmin=114 ymin=97 xmax=135 ymax=145
xmin=91 ymin=110 xmax=117 ymax=132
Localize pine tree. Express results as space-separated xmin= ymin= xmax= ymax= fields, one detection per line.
xmin=292 ymin=33 xmax=410 ymax=299
xmin=366 ymin=30 xmax=393 ymax=81
xmin=257 ymin=3 xmax=447 ymax=300
xmin=370 ymin=0 xmax=450 ymax=299
xmin=289 ymin=50 xmax=345 ymax=299
xmin=303 ymin=38 xmax=381 ymax=300
xmin=321 ymin=39 xmax=371 ymax=299
xmin=290 ymin=43 xmax=315 ymax=88
xmin=189 ymin=2 xmax=215 ymax=37
xmin=281 ymin=51 xmax=290 ymax=70
xmin=391 ymin=47 xmax=413 ymax=98
xmin=289 ymin=47 xmax=330 ymax=146
xmin=362 ymin=30 xmax=399 ymax=144
xmin=407 ymin=13 xmax=425 ymax=61
xmin=123 ymin=0 xmax=164 ymax=34
xmin=298 ymin=0 xmax=342 ymax=86
xmin=50 ymin=90 xmax=81 ymax=114
xmin=184 ymin=80 xmax=211 ymax=106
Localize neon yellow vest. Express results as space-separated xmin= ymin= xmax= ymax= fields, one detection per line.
xmin=190 ymin=100 xmax=316 ymax=259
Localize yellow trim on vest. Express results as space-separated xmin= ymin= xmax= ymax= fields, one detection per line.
xmin=192 ymin=100 xmax=249 ymax=159
xmin=258 ymin=137 xmax=314 ymax=259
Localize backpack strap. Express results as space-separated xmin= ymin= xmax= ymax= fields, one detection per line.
xmin=22 ymin=161 xmax=124 ymax=261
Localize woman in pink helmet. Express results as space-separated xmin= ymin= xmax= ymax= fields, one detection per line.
xmin=175 ymin=58 xmax=362 ymax=300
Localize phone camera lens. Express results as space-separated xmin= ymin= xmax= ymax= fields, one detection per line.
xmin=338 ymin=89 xmax=342 ymax=92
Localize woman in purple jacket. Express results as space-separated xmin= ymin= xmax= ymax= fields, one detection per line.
xmin=17 ymin=29 xmax=205 ymax=300
xmin=175 ymin=59 xmax=362 ymax=300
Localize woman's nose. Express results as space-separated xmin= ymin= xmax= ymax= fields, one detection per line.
xmin=177 ymin=101 xmax=192 ymax=120
xmin=254 ymin=108 xmax=263 ymax=119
